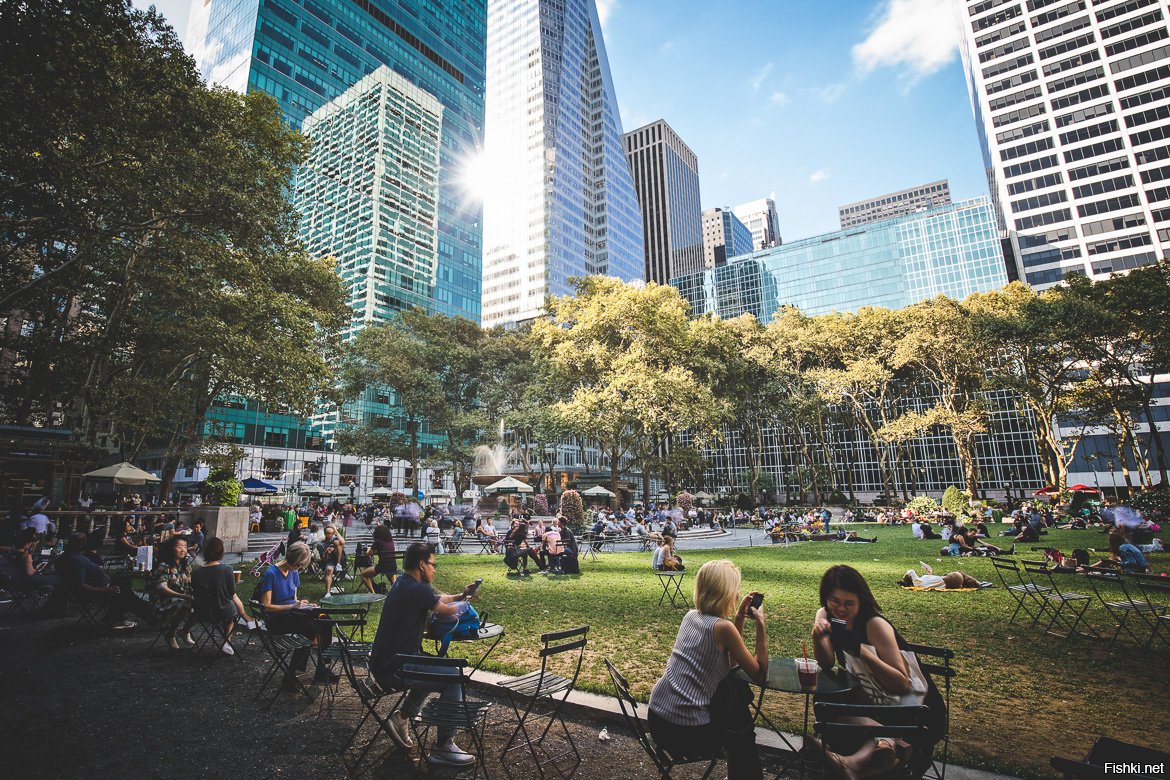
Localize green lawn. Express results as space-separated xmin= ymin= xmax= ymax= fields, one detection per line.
xmin=238 ymin=525 xmax=1169 ymax=780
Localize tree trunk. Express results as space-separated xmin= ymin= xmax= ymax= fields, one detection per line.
xmin=1142 ymin=399 xmax=1169 ymax=486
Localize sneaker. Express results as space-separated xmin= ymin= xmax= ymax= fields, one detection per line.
xmin=111 ymin=620 xmax=137 ymax=631
xmin=428 ymin=740 xmax=475 ymax=767
xmin=386 ymin=711 xmax=416 ymax=750
xmin=167 ymin=635 xmax=181 ymax=650
xmin=220 ymin=642 xmax=236 ymax=656
xmin=182 ymin=633 xmax=195 ymax=647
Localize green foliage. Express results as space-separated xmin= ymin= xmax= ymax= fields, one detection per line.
xmin=203 ymin=476 xmax=242 ymax=507
xmin=734 ymin=493 xmax=754 ymax=510
xmin=941 ymin=486 xmax=968 ymax=516
xmin=1129 ymin=489 xmax=1170 ymax=516
xmin=907 ymin=495 xmax=940 ymax=516
xmin=560 ymin=489 xmax=584 ymax=526
xmin=0 ymin=0 xmax=345 ymax=490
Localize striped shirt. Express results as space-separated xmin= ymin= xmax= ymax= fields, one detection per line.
xmin=648 ymin=610 xmax=731 ymax=726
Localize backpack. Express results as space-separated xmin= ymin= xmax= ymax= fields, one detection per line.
xmin=426 ymin=603 xmax=482 ymax=655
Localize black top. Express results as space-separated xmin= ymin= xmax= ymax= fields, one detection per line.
xmin=192 ymin=562 xmax=237 ymax=622
xmin=370 ymin=574 xmax=439 ymax=676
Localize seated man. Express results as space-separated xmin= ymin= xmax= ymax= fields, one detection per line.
xmin=1 ymin=528 xmax=62 ymax=608
xmin=475 ymin=518 xmax=499 ymax=552
xmin=55 ymin=533 xmax=154 ymax=629
xmin=318 ymin=525 xmax=345 ymax=594
xmin=369 ymin=543 xmax=480 ymax=767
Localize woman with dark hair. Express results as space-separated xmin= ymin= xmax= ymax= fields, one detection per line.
xmin=1081 ymin=528 xmax=1150 ymax=573
xmin=152 ymin=536 xmax=196 ymax=649
xmin=809 ymin=565 xmax=945 ymax=780
xmin=191 ymin=537 xmax=253 ymax=655
xmin=360 ymin=524 xmax=397 ymax=593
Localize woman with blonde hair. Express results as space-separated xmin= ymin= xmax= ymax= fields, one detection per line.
xmin=647 ymin=559 xmax=768 ymax=779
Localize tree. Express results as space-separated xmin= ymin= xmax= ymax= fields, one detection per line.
xmin=533 ymin=277 xmax=726 ymax=501
xmin=0 ymin=0 xmax=346 ymax=494
xmin=896 ymin=297 xmax=990 ymax=496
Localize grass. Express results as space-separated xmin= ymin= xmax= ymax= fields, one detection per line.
xmin=237 ymin=525 xmax=1169 ymax=780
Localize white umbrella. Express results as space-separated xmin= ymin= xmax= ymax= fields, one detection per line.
xmin=83 ymin=462 xmax=160 ymax=485
xmin=369 ymin=487 xmax=394 ymax=498
xmin=483 ymin=476 xmax=534 ymax=495
xmin=427 ymin=488 xmax=455 ymax=497
xmin=299 ymin=485 xmax=333 ymax=497
xmin=581 ymin=485 xmax=616 ymax=497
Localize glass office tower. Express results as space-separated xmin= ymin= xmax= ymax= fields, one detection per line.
xmin=184 ymin=0 xmax=485 ymax=497
xmin=188 ymin=0 xmax=485 ymax=322
xmin=674 ymin=198 xmax=1008 ymax=318
xmin=480 ymin=0 xmax=645 ymax=327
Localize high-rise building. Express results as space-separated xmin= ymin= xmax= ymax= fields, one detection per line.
xmin=674 ymin=198 xmax=1008 ymax=318
xmin=622 ymin=119 xmax=703 ymax=283
xmin=733 ymin=197 xmax=782 ymax=251
xmin=182 ymin=0 xmax=486 ymax=498
xmin=187 ymin=0 xmax=485 ymax=323
xmin=296 ymin=66 xmax=443 ymax=341
xmin=701 ymin=206 xmax=754 ymax=269
xmin=954 ymin=0 xmax=1170 ymax=290
xmin=838 ymin=180 xmax=953 ymax=228
xmin=481 ymin=0 xmax=645 ymax=327
xmin=673 ymin=197 xmax=1043 ymax=500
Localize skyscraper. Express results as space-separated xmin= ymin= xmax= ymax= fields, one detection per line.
xmin=838 ymin=180 xmax=953 ymax=228
xmin=622 ymin=119 xmax=703 ymax=283
xmin=954 ymin=0 xmax=1170 ymax=289
xmin=701 ymin=206 xmax=754 ymax=269
xmin=295 ymin=66 xmax=443 ymax=341
xmin=733 ymin=197 xmax=782 ymax=251
xmin=480 ymin=0 xmax=645 ymax=327
xmin=183 ymin=0 xmax=486 ymax=497
xmin=187 ymin=0 xmax=486 ymax=322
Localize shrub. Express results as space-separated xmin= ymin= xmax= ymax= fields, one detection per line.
xmin=533 ymin=493 xmax=550 ymax=515
xmin=203 ymin=475 xmax=241 ymax=506
xmin=941 ymin=486 xmax=968 ymax=516
xmin=676 ymin=491 xmax=694 ymax=514
xmin=560 ymin=489 xmax=584 ymax=527
xmin=1129 ymin=489 xmax=1170 ymax=517
xmin=734 ymin=493 xmax=754 ymax=510
xmin=907 ymin=495 xmax=940 ymax=516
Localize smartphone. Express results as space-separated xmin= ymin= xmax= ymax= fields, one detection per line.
xmin=750 ymin=592 xmax=764 ymax=610
xmin=830 ymin=617 xmax=848 ymax=631
xmin=468 ymin=578 xmax=483 ymax=596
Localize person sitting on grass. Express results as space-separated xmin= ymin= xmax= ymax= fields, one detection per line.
xmin=651 ymin=536 xmax=684 ymax=571
xmin=359 ymin=524 xmax=397 ymax=593
xmin=647 ymin=560 xmax=768 ymax=780
xmin=152 ymin=536 xmax=197 ymax=650
xmin=369 ymin=543 xmax=481 ymax=768
xmin=191 ymin=536 xmax=253 ymax=655
xmin=911 ymin=520 xmax=941 ymax=540
xmin=1079 ymin=528 xmax=1150 ymax=574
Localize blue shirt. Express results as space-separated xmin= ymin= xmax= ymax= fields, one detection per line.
xmin=1117 ymin=543 xmax=1149 ymax=573
xmin=257 ymin=565 xmax=300 ymax=605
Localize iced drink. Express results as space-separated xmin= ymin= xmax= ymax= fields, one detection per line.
xmin=795 ymin=658 xmax=819 ymax=691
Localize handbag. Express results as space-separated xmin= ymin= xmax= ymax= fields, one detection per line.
xmin=844 ymin=644 xmax=929 ymax=706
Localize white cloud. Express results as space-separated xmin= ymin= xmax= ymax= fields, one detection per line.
xmin=852 ymin=0 xmax=959 ymax=78
xmin=809 ymin=169 xmax=831 ymax=184
xmin=596 ymin=0 xmax=618 ymax=29
xmin=817 ymin=83 xmax=847 ymax=103
xmin=769 ymin=90 xmax=790 ymax=107
xmin=750 ymin=62 xmax=774 ymax=93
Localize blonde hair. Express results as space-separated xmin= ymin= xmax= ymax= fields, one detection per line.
xmin=284 ymin=542 xmax=311 ymax=568
xmin=694 ymin=559 xmax=741 ymax=618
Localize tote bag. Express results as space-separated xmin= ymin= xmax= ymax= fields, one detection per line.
xmin=843 ymin=644 xmax=929 ymax=706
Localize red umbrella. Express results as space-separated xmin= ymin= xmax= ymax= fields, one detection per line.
xmin=1067 ymin=484 xmax=1100 ymax=492
xmin=1033 ymin=486 xmax=1059 ymax=495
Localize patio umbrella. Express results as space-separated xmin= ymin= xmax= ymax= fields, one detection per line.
xmin=581 ymin=485 xmax=616 ymax=498
xmin=1033 ymin=486 xmax=1059 ymax=495
xmin=299 ymin=485 xmax=333 ymax=497
xmin=83 ymin=462 xmax=161 ymax=485
xmin=369 ymin=487 xmax=394 ymax=499
xmin=483 ymin=476 xmax=533 ymax=495
xmin=241 ymin=477 xmax=278 ymax=495
xmin=426 ymin=489 xmax=455 ymax=498
xmin=1067 ymin=484 xmax=1100 ymax=492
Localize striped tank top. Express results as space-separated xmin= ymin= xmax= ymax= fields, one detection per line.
xmin=648 ymin=610 xmax=732 ymax=726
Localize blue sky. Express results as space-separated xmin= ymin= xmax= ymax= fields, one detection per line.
xmin=144 ymin=0 xmax=985 ymax=239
